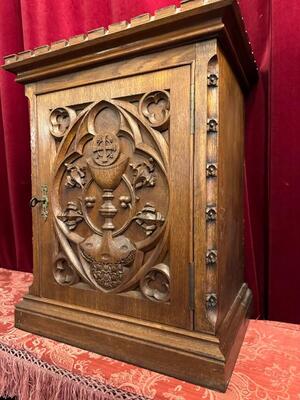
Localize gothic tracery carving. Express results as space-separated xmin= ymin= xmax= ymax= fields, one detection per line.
xmin=52 ymin=95 xmax=169 ymax=299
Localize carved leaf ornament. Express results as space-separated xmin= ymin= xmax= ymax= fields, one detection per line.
xmin=51 ymin=93 xmax=170 ymax=302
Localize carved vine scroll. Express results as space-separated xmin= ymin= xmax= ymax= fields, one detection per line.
xmin=50 ymin=93 xmax=170 ymax=302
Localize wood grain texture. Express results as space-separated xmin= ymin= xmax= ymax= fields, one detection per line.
xmin=3 ymin=0 xmax=257 ymax=391
xmin=216 ymin=46 xmax=245 ymax=330
xmin=28 ymin=65 xmax=192 ymax=329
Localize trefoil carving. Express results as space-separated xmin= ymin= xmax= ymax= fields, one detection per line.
xmin=139 ymin=91 xmax=170 ymax=130
xmin=140 ymin=263 xmax=170 ymax=302
xmin=49 ymin=107 xmax=76 ymax=139
xmin=53 ymin=253 xmax=79 ymax=286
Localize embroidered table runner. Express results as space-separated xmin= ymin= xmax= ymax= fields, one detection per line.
xmin=0 ymin=268 xmax=299 ymax=399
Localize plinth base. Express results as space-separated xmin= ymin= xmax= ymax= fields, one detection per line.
xmin=15 ymin=285 xmax=252 ymax=392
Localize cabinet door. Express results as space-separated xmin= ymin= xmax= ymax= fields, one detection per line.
xmin=35 ymin=65 xmax=193 ymax=329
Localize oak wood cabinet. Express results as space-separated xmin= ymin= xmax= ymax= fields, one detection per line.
xmin=3 ymin=0 xmax=257 ymax=391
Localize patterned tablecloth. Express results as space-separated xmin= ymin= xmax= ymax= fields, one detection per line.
xmin=0 ymin=268 xmax=299 ymax=400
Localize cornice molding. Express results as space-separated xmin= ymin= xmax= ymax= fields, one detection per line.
xmin=2 ymin=0 xmax=257 ymax=90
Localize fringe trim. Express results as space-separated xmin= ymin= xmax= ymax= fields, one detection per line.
xmin=0 ymin=343 xmax=148 ymax=400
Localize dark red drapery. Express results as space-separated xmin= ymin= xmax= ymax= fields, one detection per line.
xmin=0 ymin=0 xmax=299 ymax=323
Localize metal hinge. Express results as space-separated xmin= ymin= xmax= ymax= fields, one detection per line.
xmin=188 ymin=261 xmax=195 ymax=310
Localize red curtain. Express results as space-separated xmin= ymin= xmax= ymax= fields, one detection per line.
xmin=0 ymin=0 xmax=299 ymax=323
xmin=268 ymin=0 xmax=300 ymax=323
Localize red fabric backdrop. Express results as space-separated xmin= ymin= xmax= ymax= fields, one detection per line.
xmin=0 ymin=0 xmax=299 ymax=323
xmin=268 ymin=0 xmax=300 ymax=323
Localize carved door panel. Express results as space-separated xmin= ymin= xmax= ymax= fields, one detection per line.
xmin=35 ymin=65 xmax=193 ymax=329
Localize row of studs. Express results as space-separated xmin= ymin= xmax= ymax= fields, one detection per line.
xmin=205 ymin=55 xmax=219 ymax=327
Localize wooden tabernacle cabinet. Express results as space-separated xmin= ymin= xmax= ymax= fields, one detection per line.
xmin=3 ymin=0 xmax=257 ymax=391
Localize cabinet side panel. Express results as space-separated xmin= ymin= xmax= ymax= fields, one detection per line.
xmin=216 ymin=47 xmax=245 ymax=328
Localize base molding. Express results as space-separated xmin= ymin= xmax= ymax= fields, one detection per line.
xmin=15 ymin=286 xmax=252 ymax=392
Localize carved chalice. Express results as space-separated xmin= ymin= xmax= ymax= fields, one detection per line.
xmin=80 ymin=130 xmax=136 ymax=290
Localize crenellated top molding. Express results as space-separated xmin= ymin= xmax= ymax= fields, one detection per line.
xmin=2 ymin=0 xmax=258 ymax=90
